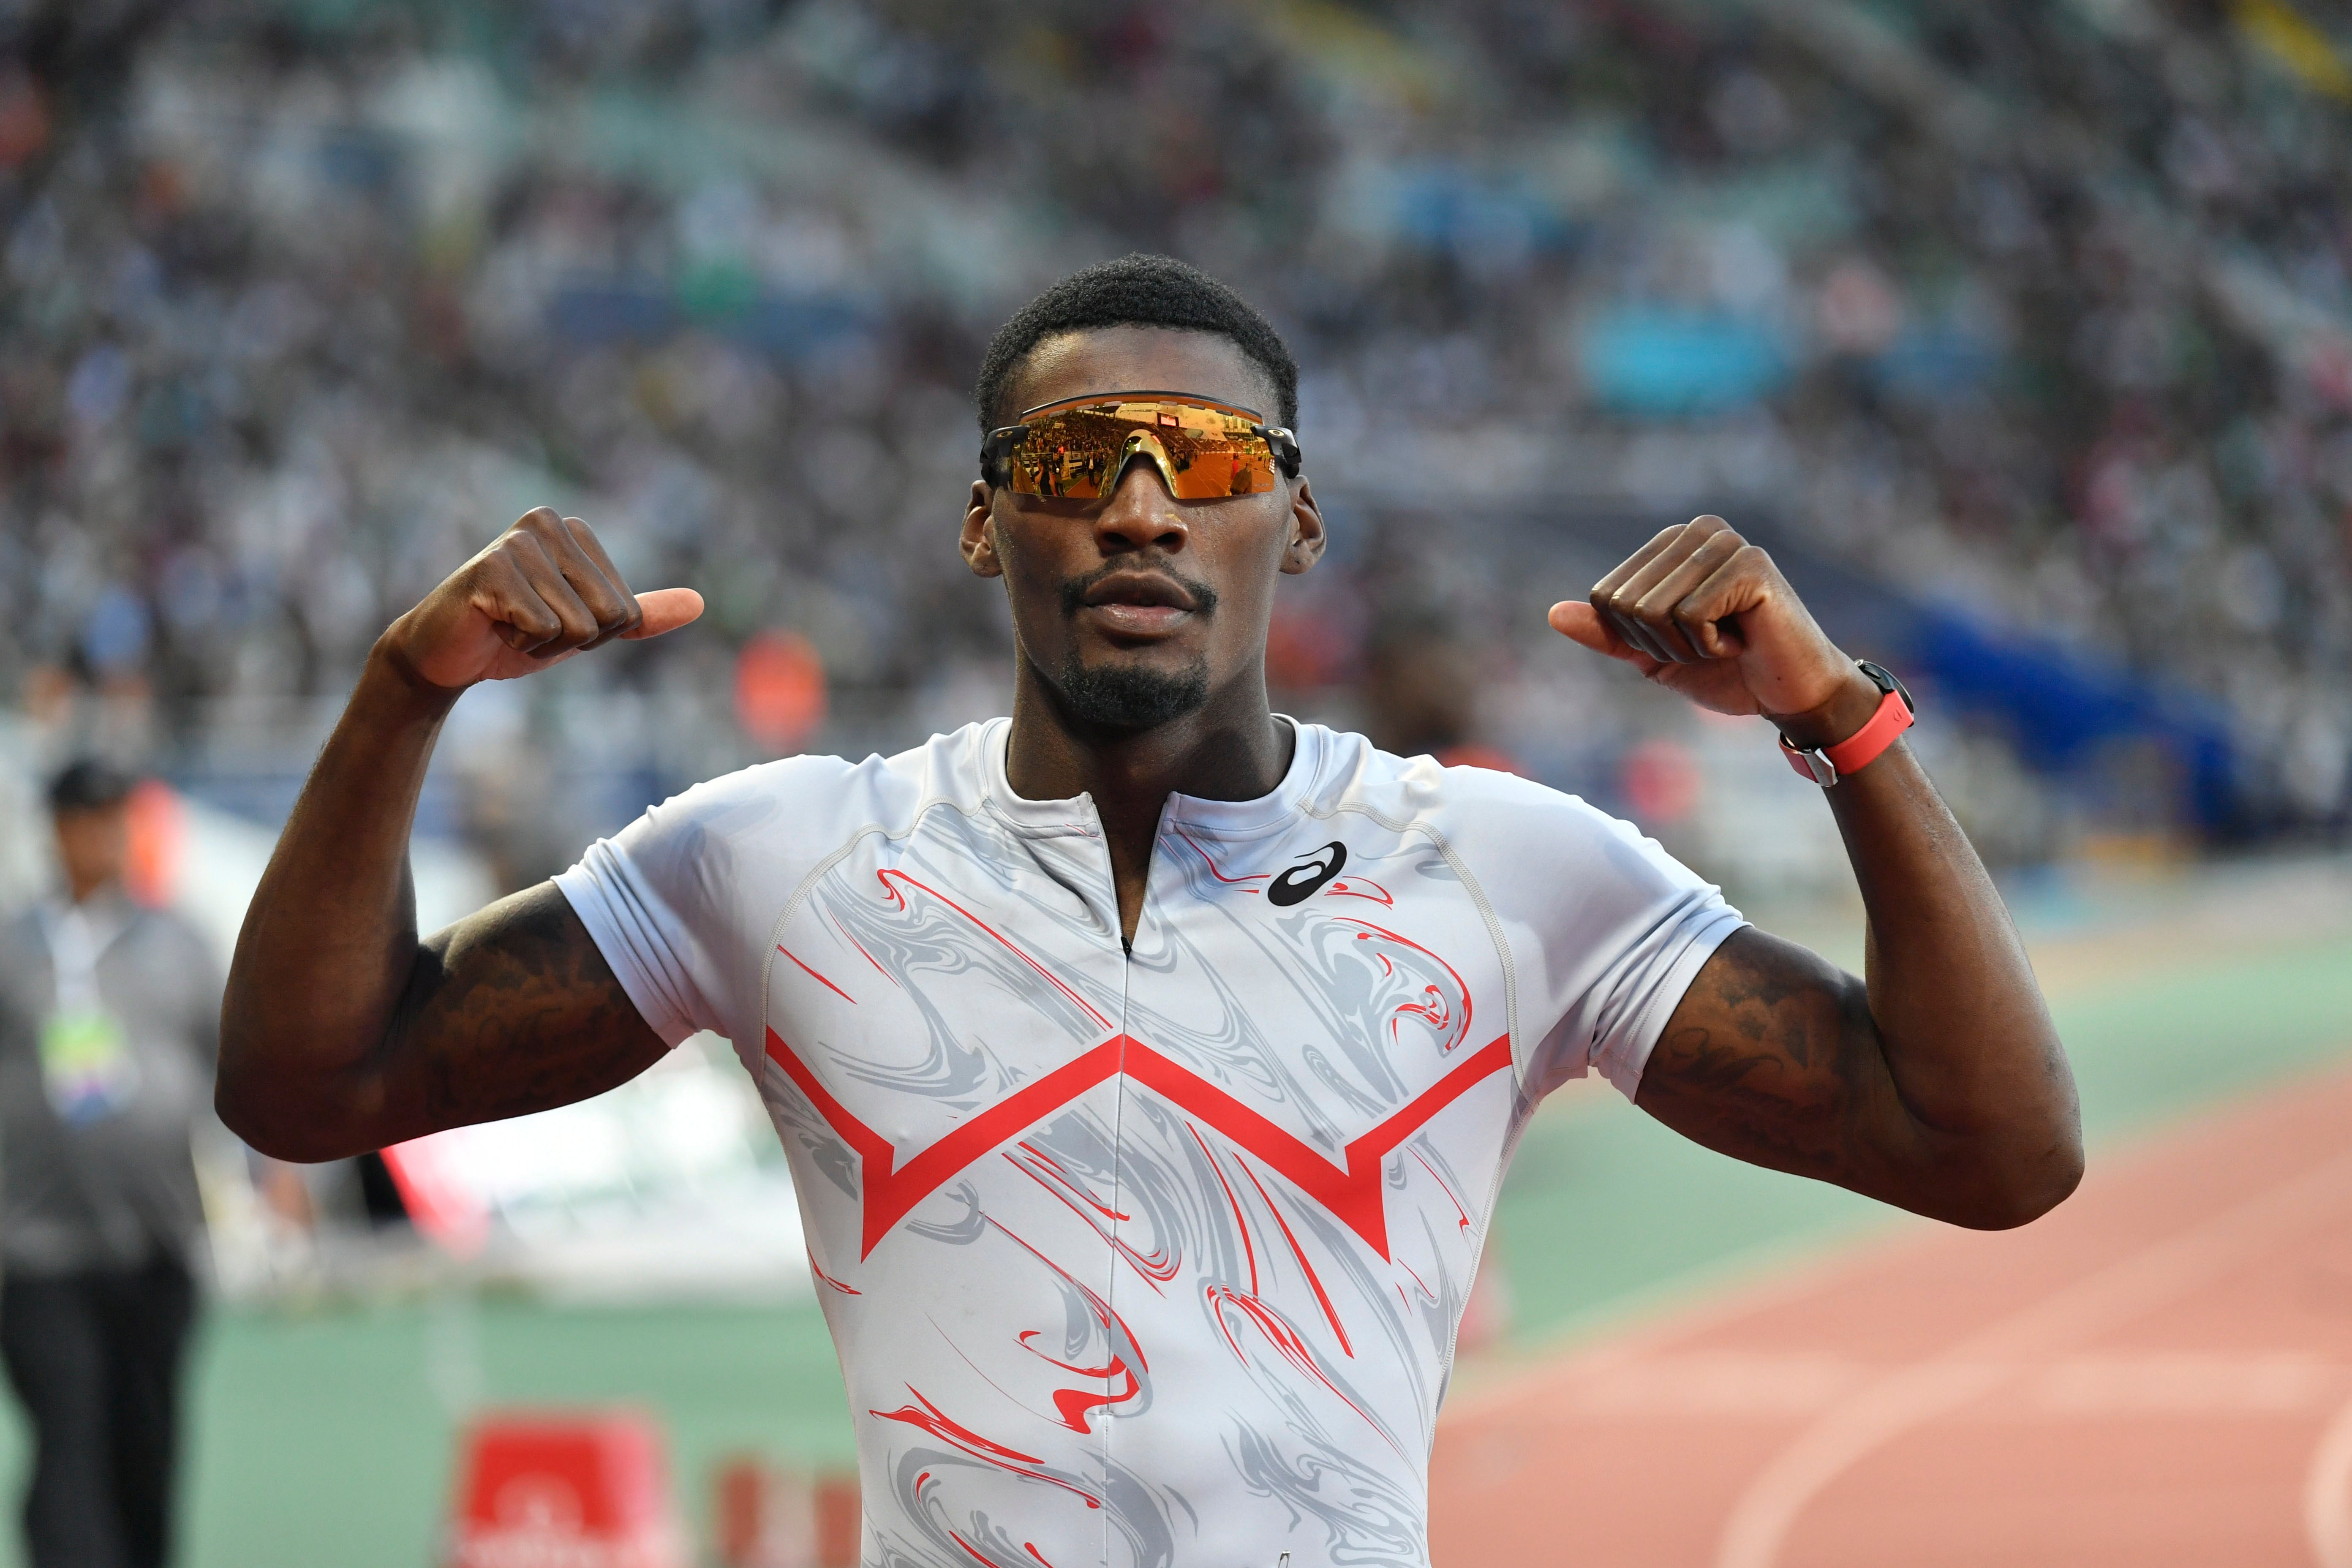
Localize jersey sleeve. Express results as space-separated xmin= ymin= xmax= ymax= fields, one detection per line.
xmin=555 ymin=827 xmax=718 ymax=1048
xmin=1444 ymin=771 xmax=1747 ymax=1103
xmin=554 ymin=757 xmax=853 ymax=1049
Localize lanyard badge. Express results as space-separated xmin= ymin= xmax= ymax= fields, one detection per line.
xmin=41 ymin=1010 xmax=138 ymax=1125
xmin=35 ymin=903 xmax=139 ymax=1126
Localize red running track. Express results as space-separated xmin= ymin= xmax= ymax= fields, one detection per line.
xmin=1430 ymin=1058 xmax=2352 ymax=1567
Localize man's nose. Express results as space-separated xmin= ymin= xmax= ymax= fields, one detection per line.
xmin=1093 ymin=451 xmax=1188 ymax=553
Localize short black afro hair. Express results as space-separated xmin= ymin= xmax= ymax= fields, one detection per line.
xmin=974 ymin=254 xmax=1298 ymax=434
xmin=47 ymin=757 xmax=133 ymax=813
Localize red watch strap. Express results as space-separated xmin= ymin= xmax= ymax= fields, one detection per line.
xmin=1779 ymin=686 xmax=1914 ymax=784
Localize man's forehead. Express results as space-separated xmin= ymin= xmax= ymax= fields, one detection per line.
xmin=1012 ymin=325 xmax=1276 ymax=416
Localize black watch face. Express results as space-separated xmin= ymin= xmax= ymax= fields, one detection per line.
xmin=1859 ymin=660 xmax=1914 ymax=714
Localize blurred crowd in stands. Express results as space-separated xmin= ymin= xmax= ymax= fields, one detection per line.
xmin=2 ymin=0 xmax=2348 ymax=894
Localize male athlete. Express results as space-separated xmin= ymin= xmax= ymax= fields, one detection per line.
xmin=218 ymin=255 xmax=2080 ymax=1568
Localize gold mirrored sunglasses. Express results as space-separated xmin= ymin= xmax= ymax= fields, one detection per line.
xmin=982 ymin=391 xmax=1302 ymax=501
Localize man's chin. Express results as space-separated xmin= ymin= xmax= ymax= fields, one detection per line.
xmin=1048 ymin=651 xmax=1212 ymax=731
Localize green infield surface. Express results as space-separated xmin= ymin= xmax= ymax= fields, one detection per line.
xmin=0 ymin=863 xmax=2345 ymax=1567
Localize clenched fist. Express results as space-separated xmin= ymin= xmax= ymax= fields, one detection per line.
xmin=380 ymin=507 xmax=704 ymax=691
xmin=1548 ymin=514 xmax=1879 ymax=746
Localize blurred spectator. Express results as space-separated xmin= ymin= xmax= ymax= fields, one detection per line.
xmin=0 ymin=759 xmax=219 ymax=1568
xmin=0 ymin=0 xmax=2345 ymax=850
xmin=1361 ymin=612 xmax=1525 ymax=776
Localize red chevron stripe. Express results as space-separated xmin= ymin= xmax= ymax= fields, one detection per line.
xmin=762 ymin=1028 xmax=1515 ymax=1260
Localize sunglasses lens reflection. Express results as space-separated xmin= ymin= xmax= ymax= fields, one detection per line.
xmin=1008 ymin=402 xmax=1278 ymax=500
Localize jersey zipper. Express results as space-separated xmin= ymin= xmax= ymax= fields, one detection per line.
xmin=1102 ymin=818 xmax=1135 ymax=1568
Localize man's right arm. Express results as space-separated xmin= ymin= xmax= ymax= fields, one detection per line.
xmin=215 ymin=508 xmax=703 ymax=1162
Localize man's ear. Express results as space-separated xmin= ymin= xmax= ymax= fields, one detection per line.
xmin=1280 ymin=477 xmax=1328 ymax=576
xmin=961 ymin=481 xmax=1004 ymax=578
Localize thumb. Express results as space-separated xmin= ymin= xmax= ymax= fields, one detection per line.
xmin=1548 ymin=600 xmax=1627 ymax=658
xmin=623 ymin=588 xmax=705 ymax=640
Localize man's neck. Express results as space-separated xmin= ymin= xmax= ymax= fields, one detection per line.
xmin=1003 ymin=663 xmax=1293 ymax=941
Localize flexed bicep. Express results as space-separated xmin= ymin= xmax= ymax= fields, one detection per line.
xmin=388 ymin=882 xmax=668 ymax=1138
xmin=1633 ymin=926 xmax=1931 ymax=1200
xmin=221 ymin=881 xmax=665 ymax=1160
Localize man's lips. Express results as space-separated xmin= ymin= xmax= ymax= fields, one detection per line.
xmin=1076 ymin=572 xmax=1201 ymax=636
xmin=1083 ymin=573 xmax=1199 ymax=611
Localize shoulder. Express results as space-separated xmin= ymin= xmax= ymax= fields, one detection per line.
xmin=0 ymin=907 xmax=37 ymax=972
xmin=1302 ymin=725 xmax=1643 ymax=853
xmin=557 ymin=725 xmax=1009 ymax=1035
xmin=130 ymin=905 xmax=218 ymax=965
xmin=1302 ymin=724 xmax=1711 ymax=906
xmin=611 ymin=722 xmax=1000 ymax=881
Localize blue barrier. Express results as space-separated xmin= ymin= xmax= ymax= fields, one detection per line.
xmin=1907 ymin=607 xmax=2238 ymax=833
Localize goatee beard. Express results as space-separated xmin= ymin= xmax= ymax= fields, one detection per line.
xmin=1050 ymin=653 xmax=1212 ymax=731
xmin=1045 ymin=560 xmax=1219 ymax=730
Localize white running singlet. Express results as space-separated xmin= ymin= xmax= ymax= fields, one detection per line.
xmin=556 ymin=717 xmax=1744 ymax=1568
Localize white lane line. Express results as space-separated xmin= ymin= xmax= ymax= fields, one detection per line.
xmin=2033 ymin=1354 xmax=2340 ymax=1416
xmin=1441 ymin=1215 xmax=1936 ymax=1429
xmin=1713 ymin=1146 xmax=2352 ymax=1568
xmin=2307 ymin=1393 xmax=2352 ymax=1568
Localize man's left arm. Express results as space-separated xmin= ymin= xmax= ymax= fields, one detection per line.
xmin=1553 ymin=515 xmax=2081 ymax=1230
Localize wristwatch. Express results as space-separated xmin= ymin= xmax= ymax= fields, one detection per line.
xmin=1778 ymin=660 xmax=1915 ymax=787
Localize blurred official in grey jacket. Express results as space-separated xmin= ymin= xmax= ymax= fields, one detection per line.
xmin=0 ymin=760 xmax=219 ymax=1568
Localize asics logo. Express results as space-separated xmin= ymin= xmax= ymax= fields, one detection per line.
xmin=1266 ymin=842 xmax=1346 ymax=906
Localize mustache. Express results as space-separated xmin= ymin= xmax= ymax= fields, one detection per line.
xmin=1057 ymin=561 xmax=1220 ymax=617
